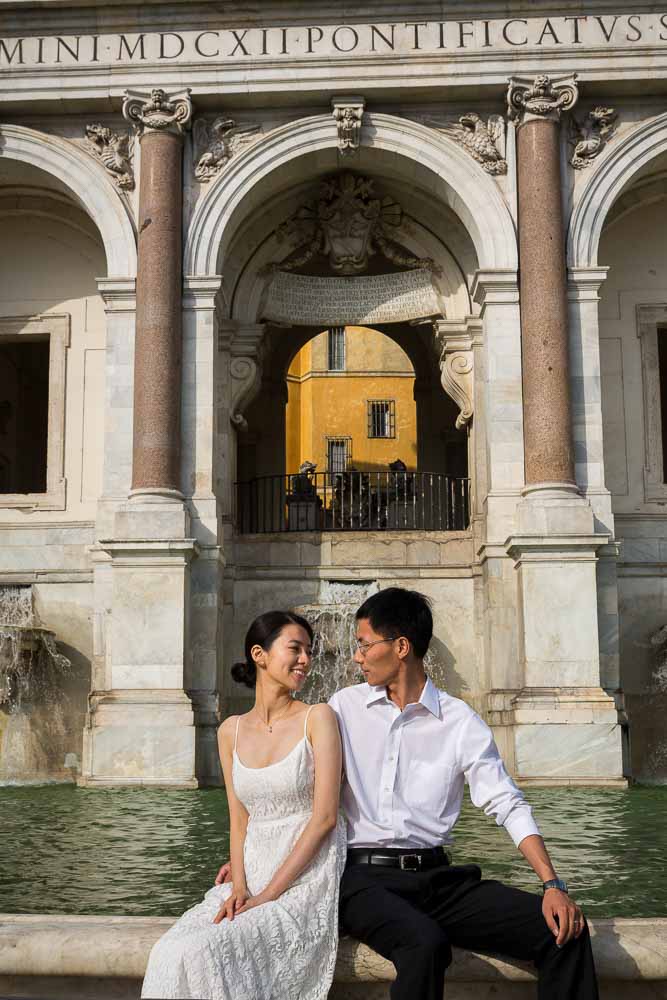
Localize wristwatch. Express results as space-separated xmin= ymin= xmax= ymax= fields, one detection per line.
xmin=542 ymin=878 xmax=569 ymax=895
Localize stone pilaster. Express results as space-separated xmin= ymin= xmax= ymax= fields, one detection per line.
xmin=501 ymin=77 xmax=624 ymax=785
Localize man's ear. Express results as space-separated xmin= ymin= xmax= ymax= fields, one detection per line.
xmin=395 ymin=636 xmax=411 ymax=660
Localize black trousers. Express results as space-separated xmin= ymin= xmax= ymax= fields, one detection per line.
xmin=339 ymin=862 xmax=599 ymax=1000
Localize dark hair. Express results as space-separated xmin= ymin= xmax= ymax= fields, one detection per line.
xmin=231 ymin=611 xmax=314 ymax=689
xmin=355 ymin=587 xmax=433 ymax=659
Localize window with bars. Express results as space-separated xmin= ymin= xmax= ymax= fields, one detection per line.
xmin=368 ymin=399 xmax=396 ymax=438
xmin=327 ymin=437 xmax=351 ymax=477
xmin=327 ymin=327 xmax=346 ymax=371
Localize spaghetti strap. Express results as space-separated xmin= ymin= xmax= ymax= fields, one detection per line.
xmin=303 ymin=704 xmax=315 ymax=741
xmin=234 ymin=716 xmax=241 ymax=753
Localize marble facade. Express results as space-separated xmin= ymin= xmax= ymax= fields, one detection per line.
xmin=2 ymin=0 xmax=667 ymax=786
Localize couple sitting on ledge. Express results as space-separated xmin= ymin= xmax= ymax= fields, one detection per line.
xmin=142 ymin=587 xmax=598 ymax=1000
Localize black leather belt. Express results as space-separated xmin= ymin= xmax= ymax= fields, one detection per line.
xmin=347 ymin=846 xmax=450 ymax=871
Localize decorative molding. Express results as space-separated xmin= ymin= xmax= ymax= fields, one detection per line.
xmin=636 ymin=304 xmax=667 ymax=502
xmin=192 ymin=117 xmax=262 ymax=181
xmin=507 ymin=74 xmax=579 ymax=125
xmin=218 ymin=323 xmax=266 ymax=432
xmin=122 ymin=88 xmax=192 ymax=135
xmin=275 ymin=173 xmax=431 ymax=275
xmin=423 ymin=113 xmax=506 ymax=174
xmin=570 ymin=107 xmax=618 ymax=169
xmin=84 ymin=124 xmax=134 ymax=190
xmin=331 ymin=96 xmax=365 ymax=156
xmin=435 ymin=320 xmax=479 ymax=430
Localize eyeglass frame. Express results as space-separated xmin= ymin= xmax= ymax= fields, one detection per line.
xmin=354 ymin=636 xmax=400 ymax=656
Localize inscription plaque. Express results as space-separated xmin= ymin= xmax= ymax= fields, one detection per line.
xmin=263 ymin=269 xmax=441 ymax=326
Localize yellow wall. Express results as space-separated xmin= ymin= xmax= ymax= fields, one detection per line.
xmin=286 ymin=327 xmax=417 ymax=474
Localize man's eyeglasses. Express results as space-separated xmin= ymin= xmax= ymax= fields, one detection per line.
xmin=354 ymin=637 xmax=399 ymax=656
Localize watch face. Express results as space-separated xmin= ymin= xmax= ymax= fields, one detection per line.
xmin=544 ymin=879 xmax=568 ymax=893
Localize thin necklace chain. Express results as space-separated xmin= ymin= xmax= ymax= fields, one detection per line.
xmin=254 ymin=699 xmax=294 ymax=733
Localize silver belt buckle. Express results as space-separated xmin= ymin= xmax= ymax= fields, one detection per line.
xmin=399 ymin=853 xmax=421 ymax=871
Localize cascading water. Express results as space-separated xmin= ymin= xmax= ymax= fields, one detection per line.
xmin=0 ymin=585 xmax=72 ymax=784
xmin=294 ymin=581 xmax=450 ymax=704
xmin=294 ymin=581 xmax=377 ymax=704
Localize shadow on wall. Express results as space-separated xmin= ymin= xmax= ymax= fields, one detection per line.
xmin=425 ymin=634 xmax=468 ymax=700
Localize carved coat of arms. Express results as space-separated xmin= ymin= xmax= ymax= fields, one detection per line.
xmin=276 ymin=174 xmax=430 ymax=275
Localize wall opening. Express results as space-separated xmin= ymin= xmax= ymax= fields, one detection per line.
xmin=0 ymin=337 xmax=49 ymax=494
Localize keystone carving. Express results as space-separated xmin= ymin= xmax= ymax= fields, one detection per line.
xmin=425 ymin=113 xmax=506 ymax=174
xmin=570 ymin=107 xmax=618 ymax=169
xmin=507 ymin=74 xmax=579 ymax=125
xmin=437 ymin=325 xmax=475 ymax=430
xmin=332 ymin=96 xmax=365 ymax=156
xmin=193 ymin=117 xmax=262 ymax=181
xmin=275 ymin=173 xmax=431 ymax=275
xmin=122 ymin=88 xmax=192 ymax=134
xmin=84 ymin=124 xmax=134 ymax=190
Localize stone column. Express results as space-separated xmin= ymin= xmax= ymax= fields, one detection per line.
xmin=508 ymin=74 xmax=579 ymax=488
xmin=501 ymin=77 xmax=624 ymax=785
xmin=123 ymin=88 xmax=192 ymax=499
xmin=80 ymin=91 xmax=199 ymax=789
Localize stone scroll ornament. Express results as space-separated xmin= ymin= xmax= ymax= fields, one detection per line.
xmin=122 ymin=88 xmax=192 ymax=134
xmin=332 ymin=97 xmax=365 ymax=157
xmin=424 ymin=113 xmax=507 ymax=174
xmin=275 ymin=173 xmax=432 ymax=276
xmin=84 ymin=125 xmax=134 ymax=190
xmin=229 ymin=357 xmax=262 ymax=433
xmin=507 ymin=73 xmax=579 ymax=124
xmin=193 ymin=117 xmax=262 ymax=181
xmin=569 ymin=107 xmax=618 ymax=169
xmin=440 ymin=348 xmax=473 ymax=430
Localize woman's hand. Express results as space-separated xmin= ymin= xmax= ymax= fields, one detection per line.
xmin=235 ymin=889 xmax=275 ymax=915
xmin=212 ymin=884 xmax=249 ymax=924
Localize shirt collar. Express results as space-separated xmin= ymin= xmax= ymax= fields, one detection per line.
xmin=365 ymin=676 xmax=442 ymax=718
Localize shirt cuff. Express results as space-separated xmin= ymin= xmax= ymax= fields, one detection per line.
xmin=503 ymin=807 xmax=541 ymax=848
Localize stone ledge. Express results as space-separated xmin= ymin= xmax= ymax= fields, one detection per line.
xmin=0 ymin=915 xmax=666 ymax=998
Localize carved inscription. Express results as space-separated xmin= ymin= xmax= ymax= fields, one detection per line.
xmin=264 ymin=269 xmax=440 ymax=326
xmin=2 ymin=16 xmax=667 ymax=68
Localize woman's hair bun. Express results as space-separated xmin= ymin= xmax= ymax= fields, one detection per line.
xmin=231 ymin=660 xmax=256 ymax=689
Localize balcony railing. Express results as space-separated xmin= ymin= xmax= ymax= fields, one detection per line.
xmin=235 ymin=471 xmax=470 ymax=534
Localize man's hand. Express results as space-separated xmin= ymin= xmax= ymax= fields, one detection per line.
xmin=542 ymin=889 xmax=585 ymax=947
xmin=215 ymin=862 xmax=232 ymax=885
xmin=212 ymin=885 xmax=248 ymax=923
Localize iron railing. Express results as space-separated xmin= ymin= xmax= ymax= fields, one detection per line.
xmin=235 ymin=471 xmax=470 ymax=534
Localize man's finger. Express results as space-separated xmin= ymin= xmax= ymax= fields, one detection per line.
xmin=543 ymin=903 xmax=559 ymax=938
xmin=574 ymin=912 xmax=585 ymax=938
xmin=556 ymin=906 xmax=571 ymax=946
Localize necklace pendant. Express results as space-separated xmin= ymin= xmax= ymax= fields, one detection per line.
xmin=268 ymin=725 xmax=273 ymax=733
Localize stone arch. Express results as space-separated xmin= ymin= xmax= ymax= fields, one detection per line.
xmin=185 ymin=112 xmax=517 ymax=279
xmin=0 ymin=124 xmax=137 ymax=276
xmin=568 ymin=112 xmax=667 ymax=267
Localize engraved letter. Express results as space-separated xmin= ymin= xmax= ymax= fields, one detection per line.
xmin=503 ymin=19 xmax=528 ymax=46
xmin=195 ymin=31 xmax=219 ymax=57
xmin=0 ymin=37 xmax=24 ymax=64
xmin=118 ymin=34 xmax=146 ymax=60
xmin=56 ymin=36 xmax=81 ymax=62
xmin=332 ymin=26 xmax=359 ymax=51
xmin=405 ymin=21 xmax=428 ymax=49
xmin=159 ymin=32 xmax=184 ymax=59
xmin=564 ymin=16 xmax=586 ymax=43
xmin=370 ymin=24 xmax=395 ymax=50
xmin=537 ymin=19 xmax=561 ymax=45
xmin=307 ymin=26 xmax=324 ymax=52
xmin=626 ymin=14 xmax=642 ymax=41
xmin=595 ymin=16 xmax=619 ymax=42
xmin=458 ymin=21 xmax=474 ymax=47
xmin=229 ymin=29 xmax=250 ymax=55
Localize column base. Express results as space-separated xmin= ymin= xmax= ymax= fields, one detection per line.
xmin=79 ymin=690 xmax=198 ymax=789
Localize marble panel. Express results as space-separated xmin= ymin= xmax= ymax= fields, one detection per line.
xmin=515 ymin=723 xmax=623 ymax=779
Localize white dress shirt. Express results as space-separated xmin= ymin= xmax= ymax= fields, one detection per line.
xmin=328 ymin=677 xmax=541 ymax=850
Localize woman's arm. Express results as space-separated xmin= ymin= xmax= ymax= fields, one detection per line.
xmin=237 ymin=704 xmax=341 ymax=914
xmin=213 ymin=717 xmax=250 ymax=923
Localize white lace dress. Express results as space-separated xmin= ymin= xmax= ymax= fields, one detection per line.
xmin=141 ymin=708 xmax=347 ymax=1000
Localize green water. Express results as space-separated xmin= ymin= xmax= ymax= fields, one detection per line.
xmin=1 ymin=785 xmax=665 ymax=918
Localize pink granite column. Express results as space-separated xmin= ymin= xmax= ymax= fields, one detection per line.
xmin=508 ymin=75 xmax=579 ymax=487
xmin=122 ymin=89 xmax=192 ymax=496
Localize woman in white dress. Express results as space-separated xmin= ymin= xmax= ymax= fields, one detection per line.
xmin=142 ymin=611 xmax=346 ymax=1000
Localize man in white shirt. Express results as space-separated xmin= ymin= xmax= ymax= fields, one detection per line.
xmin=328 ymin=587 xmax=598 ymax=1000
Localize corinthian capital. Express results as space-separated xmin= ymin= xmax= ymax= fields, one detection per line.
xmin=507 ymin=74 xmax=578 ymax=125
xmin=122 ymin=88 xmax=192 ymax=135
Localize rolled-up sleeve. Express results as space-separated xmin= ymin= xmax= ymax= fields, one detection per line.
xmin=457 ymin=710 xmax=541 ymax=848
